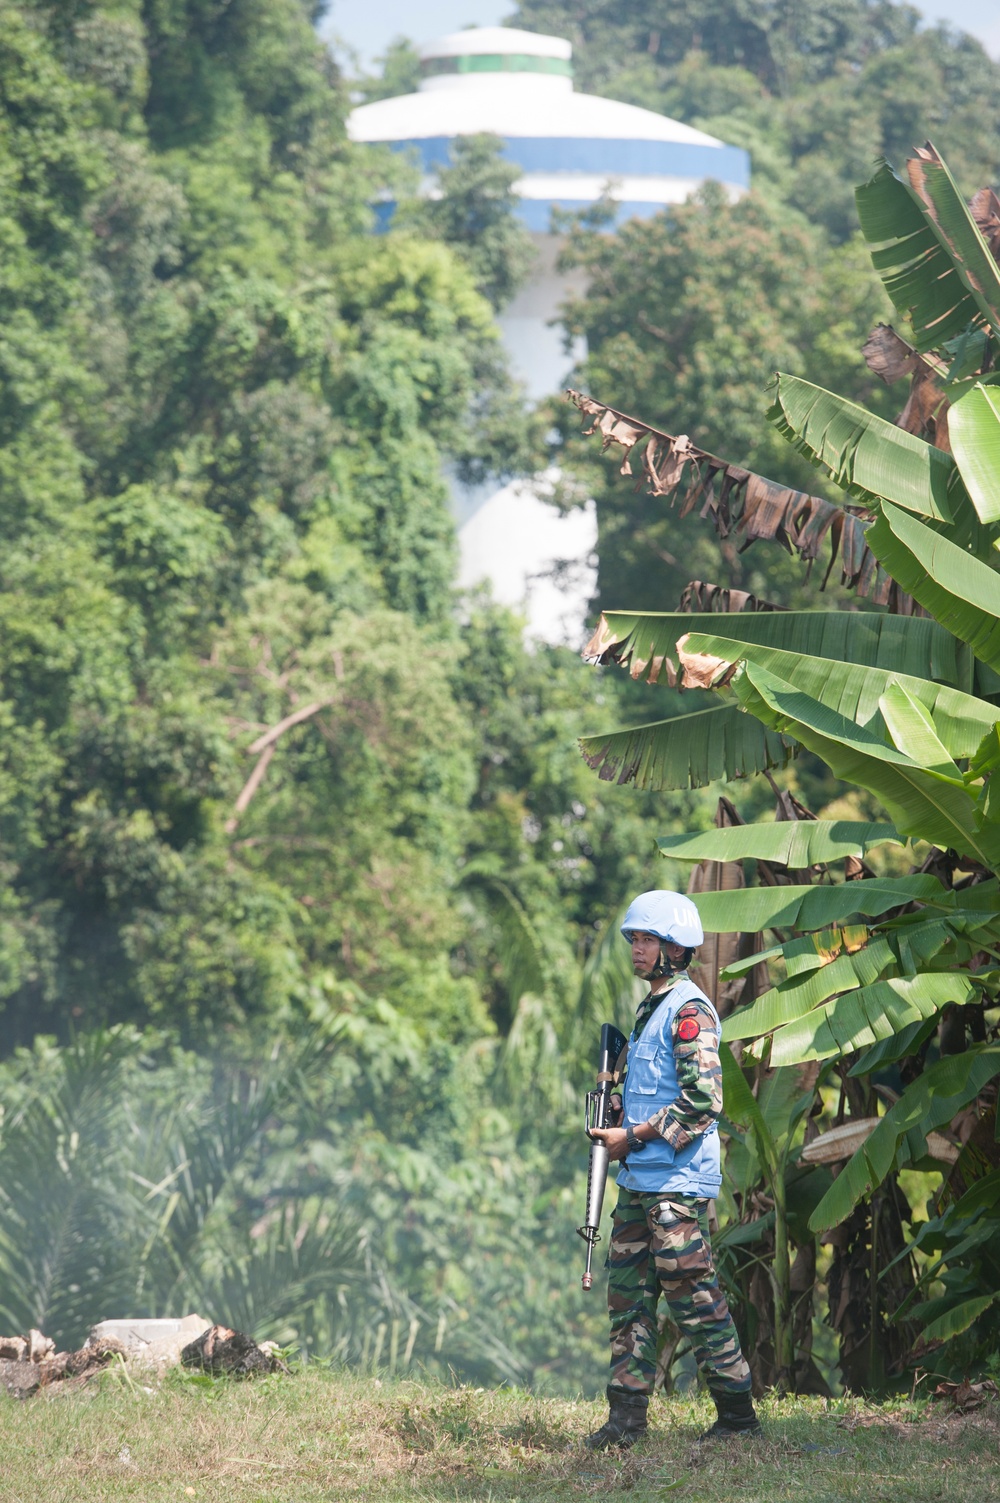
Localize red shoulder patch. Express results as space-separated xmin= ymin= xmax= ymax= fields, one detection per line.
xmin=677 ymin=1017 xmax=701 ymax=1042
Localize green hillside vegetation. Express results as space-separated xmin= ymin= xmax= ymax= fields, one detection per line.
xmin=0 ymin=0 xmax=682 ymax=1384
xmin=347 ymin=0 xmax=1000 ymax=1402
xmin=4 ymin=0 xmax=1000 ymax=1410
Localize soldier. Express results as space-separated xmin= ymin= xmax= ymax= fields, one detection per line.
xmin=584 ymin=889 xmax=761 ymax=1448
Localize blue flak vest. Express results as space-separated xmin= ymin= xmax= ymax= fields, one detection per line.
xmin=617 ymin=975 xmax=723 ymax=1198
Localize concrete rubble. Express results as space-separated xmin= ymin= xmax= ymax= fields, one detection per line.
xmin=0 ymin=1316 xmax=284 ymax=1396
xmin=180 ymin=1323 xmax=286 ymax=1377
xmin=89 ymin=1315 xmax=211 ymax=1371
xmin=0 ymin=1327 xmax=130 ymax=1397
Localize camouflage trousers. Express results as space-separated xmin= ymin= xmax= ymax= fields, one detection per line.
xmin=606 ymin=1189 xmax=751 ymax=1397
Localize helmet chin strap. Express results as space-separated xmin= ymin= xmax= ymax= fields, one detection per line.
xmin=635 ymin=943 xmax=675 ymax=981
xmin=651 ymin=942 xmax=678 ymax=979
xmin=637 ymin=943 xmax=693 ymax=982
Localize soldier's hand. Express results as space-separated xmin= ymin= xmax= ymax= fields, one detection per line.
xmin=589 ymin=1126 xmax=629 ymax=1161
xmin=609 ymin=1094 xmax=623 ymax=1127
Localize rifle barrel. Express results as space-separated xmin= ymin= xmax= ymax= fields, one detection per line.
xmin=577 ymin=1022 xmax=628 ymax=1290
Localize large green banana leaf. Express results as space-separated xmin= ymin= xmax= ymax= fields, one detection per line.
xmin=766 ymin=926 xmax=872 ymax=978
xmin=906 ymin=149 xmax=1000 ymax=340
xmin=726 ymin=903 xmax=990 ymax=1045
xmin=879 ymin=679 xmax=962 ymax=777
xmin=767 ymin=374 xmax=965 ymax=521
xmin=723 ymin=934 xmax=898 ymax=1041
xmin=855 ymin=158 xmax=1000 ymax=351
xmin=734 ymin=660 xmax=1000 ymax=867
xmin=719 ymin=944 xmax=786 ymax=979
xmin=719 ymin=1040 xmax=764 ymax=1136
xmin=586 ymin=609 xmax=974 ymax=690
xmin=975 ymin=660 xmax=1000 ymax=702
xmin=719 ymin=1043 xmax=780 ymax=1180
xmin=886 ymin=898 xmax=1000 ymax=967
xmin=722 ymin=922 xmax=908 ymax=985
xmin=578 ymin=703 xmax=794 ymax=790
xmin=970 ymin=726 xmax=1000 ymax=829
xmin=683 ymin=631 xmax=998 ymax=758
xmin=920 ymin=1294 xmax=1000 ymax=1345
xmin=809 ymin=1044 xmax=1000 ymax=1230
xmin=849 ymin=1015 xmax=939 ymax=1075
xmin=948 ymin=383 xmax=1000 ymax=526
xmin=897 ymin=1221 xmax=1000 ymax=1334
xmin=658 ymin=821 xmax=901 ymax=867
xmin=691 ymin=873 xmax=949 ymax=934
xmin=769 ymin=971 xmax=976 ymax=1068
xmin=866 ymin=503 xmax=1000 ymax=673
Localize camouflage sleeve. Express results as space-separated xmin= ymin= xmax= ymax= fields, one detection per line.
xmin=645 ymin=1002 xmax=723 ymax=1151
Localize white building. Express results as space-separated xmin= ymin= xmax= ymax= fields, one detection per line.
xmin=348 ymin=28 xmax=749 ymax=644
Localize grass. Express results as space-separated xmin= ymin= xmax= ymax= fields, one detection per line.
xmin=0 ymin=1367 xmax=997 ymax=1503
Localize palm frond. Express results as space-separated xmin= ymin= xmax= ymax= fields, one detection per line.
xmin=683 ymin=630 xmax=997 ymax=758
xmin=576 ymin=906 xmax=643 ymax=1038
xmin=659 ymin=821 xmax=901 ymax=867
xmin=855 ymin=154 xmax=1000 ymax=351
xmin=580 ymin=702 xmax=795 ymax=791
xmin=173 ymin=1200 xmax=376 ymax=1350
xmin=459 ymin=867 xmax=547 ymax=1005
xmin=768 ymin=374 xmax=966 ymax=522
xmin=0 ymin=1029 xmax=158 ymax=1347
xmin=586 ymin=608 xmax=973 ymax=689
xmin=809 ymin=1044 xmax=1000 ymax=1229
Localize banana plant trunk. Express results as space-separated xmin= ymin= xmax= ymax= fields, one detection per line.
xmin=769 ymin=1164 xmax=794 ymax=1394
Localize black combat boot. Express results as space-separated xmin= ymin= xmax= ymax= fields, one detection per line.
xmin=584 ymin=1387 xmax=649 ymax=1450
xmin=702 ymin=1387 xmax=762 ymax=1439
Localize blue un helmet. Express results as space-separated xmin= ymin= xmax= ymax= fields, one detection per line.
xmin=621 ymin=891 xmax=703 ymax=977
xmin=621 ymin=890 xmax=704 ymax=947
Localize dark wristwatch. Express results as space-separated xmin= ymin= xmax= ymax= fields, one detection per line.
xmin=625 ymin=1125 xmax=645 ymax=1153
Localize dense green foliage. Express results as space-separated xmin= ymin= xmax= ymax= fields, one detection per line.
xmin=512 ymin=0 xmax=1000 ymax=239
xmin=496 ymin=0 xmax=1000 ymax=615
xmin=0 ymin=0 xmax=687 ymax=1385
xmin=572 ymin=138 xmax=1000 ymax=1391
xmin=399 ymin=134 xmax=537 ymax=314
xmin=7 ymin=0 xmax=1000 ymax=1398
xmin=0 ymin=0 xmax=594 ymax=1047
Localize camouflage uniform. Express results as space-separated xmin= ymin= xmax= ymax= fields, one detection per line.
xmin=606 ymin=976 xmax=752 ymax=1399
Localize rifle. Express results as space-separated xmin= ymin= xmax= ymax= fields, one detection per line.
xmin=576 ymin=1022 xmax=630 ymax=1290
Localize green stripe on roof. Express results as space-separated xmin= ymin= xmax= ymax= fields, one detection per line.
xmin=421 ymin=54 xmax=573 ymax=78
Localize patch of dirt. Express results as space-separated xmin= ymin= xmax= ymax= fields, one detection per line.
xmin=835 ymin=1395 xmax=1000 ymax=1442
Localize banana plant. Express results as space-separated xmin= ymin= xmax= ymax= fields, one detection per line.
xmin=572 ymin=141 xmax=1000 ymax=1378
xmin=717 ymin=1044 xmax=821 ymax=1394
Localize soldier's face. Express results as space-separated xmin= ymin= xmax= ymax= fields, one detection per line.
xmin=630 ymin=932 xmax=685 ymax=979
xmin=630 ymin=931 xmax=662 ymax=977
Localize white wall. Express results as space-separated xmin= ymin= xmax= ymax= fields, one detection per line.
xmin=456 ymin=235 xmax=598 ymax=647
xmin=457 ymin=475 xmax=598 ymax=648
xmin=497 ymin=234 xmax=587 ymax=401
